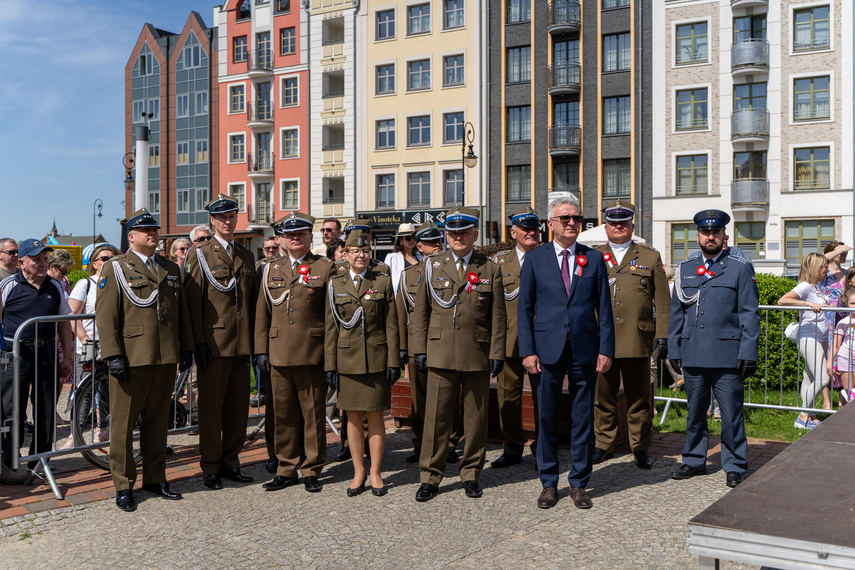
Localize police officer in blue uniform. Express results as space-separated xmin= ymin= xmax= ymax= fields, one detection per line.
xmin=667 ymin=209 xmax=760 ymax=488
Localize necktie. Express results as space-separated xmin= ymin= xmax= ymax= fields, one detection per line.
xmin=706 ymin=258 xmax=713 ymax=271
xmin=226 ymin=243 xmax=234 ymax=258
xmin=354 ymin=275 xmax=362 ymax=291
xmin=560 ymin=250 xmax=571 ymax=296
xmin=457 ymin=259 xmax=465 ymax=282
xmin=145 ymin=258 xmax=155 ymax=276
xmin=292 ymin=260 xmax=298 ymax=274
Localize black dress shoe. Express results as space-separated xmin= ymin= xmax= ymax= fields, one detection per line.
xmin=371 ymin=485 xmax=388 ymax=497
xmin=263 ymin=475 xmax=299 ymax=491
xmin=671 ymin=463 xmax=707 ymax=480
xmin=490 ymin=454 xmax=522 ymax=469
xmin=405 ymin=448 xmax=421 ymax=463
xmin=529 ymin=441 xmax=537 ymax=456
xmin=115 ymin=490 xmax=136 ymax=512
xmin=633 ymin=451 xmax=652 ymax=470
xmin=303 ymin=476 xmax=322 ymax=492
xmin=415 ymin=483 xmax=438 ymax=502
xmin=265 ymin=457 xmax=278 ymax=473
xmin=446 ymin=446 xmax=458 ymax=464
xmin=463 ymin=481 xmax=483 ymax=498
xmin=335 ymin=447 xmax=351 ymax=462
xmin=726 ymin=472 xmax=745 ymax=488
xmin=142 ymin=482 xmax=183 ymax=500
xmin=591 ymin=447 xmax=614 ymax=464
xmin=347 ymin=476 xmax=367 ymax=497
xmin=204 ymin=474 xmax=223 ymax=490
xmin=569 ymin=486 xmax=593 ymax=509
xmin=537 ymin=487 xmax=557 ymax=509
xmin=219 ymin=468 xmax=254 ymax=483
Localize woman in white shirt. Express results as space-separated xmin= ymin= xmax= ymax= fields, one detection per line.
xmin=384 ymin=223 xmax=422 ymax=293
xmin=68 ymin=245 xmax=120 ymax=362
xmin=778 ymin=252 xmax=831 ymax=429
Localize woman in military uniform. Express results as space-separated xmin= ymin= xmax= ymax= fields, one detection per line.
xmin=325 ymin=231 xmax=399 ymax=496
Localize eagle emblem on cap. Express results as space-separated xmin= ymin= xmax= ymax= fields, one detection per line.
xmin=615 ymin=199 xmax=623 ymax=209
xmin=707 ymin=210 xmax=716 ymax=218
xmin=357 ymin=236 xmax=366 ymax=247
xmin=289 ymin=211 xmax=296 ymax=219
xmin=452 ymin=205 xmax=461 ymax=214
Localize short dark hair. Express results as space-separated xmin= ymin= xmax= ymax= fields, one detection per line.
xmin=326 ymin=239 xmax=345 ymax=260
xmin=322 ymin=217 xmax=342 ymax=231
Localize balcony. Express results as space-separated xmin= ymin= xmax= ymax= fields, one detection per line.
xmin=731 ymin=108 xmax=769 ymax=143
xmin=548 ymin=0 xmax=580 ymax=34
xmin=549 ymin=125 xmax=581 ymax=156
xmin=731 ymin=39 xmax=769 ymax=75
xmin=730 ymin=0 xmax=767 ymax=8
xmin=549 ymin=62 xmax=581 ymax=94
xmin=247 ymin=49 xmax=273 ymax=78
xmin=247 ymin=101 xmax=273 ymax=127
xmin=731 ymin=178 xmax=769 ymax=210
xmin=248 ymin=151 xmax=274 ymax=178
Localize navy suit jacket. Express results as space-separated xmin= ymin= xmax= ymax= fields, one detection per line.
xmin=517 ymin=241 xmax=615 ymax=366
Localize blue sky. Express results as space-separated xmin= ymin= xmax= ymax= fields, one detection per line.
xmin=0 ymin=0 xmax=215 ymax=245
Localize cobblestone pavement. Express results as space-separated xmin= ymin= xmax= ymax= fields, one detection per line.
xmin=0 ymin=426 xmax=771 ymax=569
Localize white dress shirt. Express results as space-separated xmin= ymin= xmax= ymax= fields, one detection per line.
xmin=608 ymin=240 xmax=632 ymax=265
xmin=516 ymin=246 xmax=527 ymax=268
xmin=552 ymin=240 xmax=577 ymax=284
xmin=130 ymin=249 xmax=156 ymax=272
xmin=349 ymin=268 xmax=368 ymax=289
xmin=214 ymin=234 xmax=234 ymax=257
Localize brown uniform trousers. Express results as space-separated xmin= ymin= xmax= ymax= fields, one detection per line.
xmin=255 ymin=253 xmax=333 ymax=478
xmin=95 ymin=253 xmax=193 ymax=491
xmin=255 ymin=257 xmax=276 ymax=460
xmin=412 ymin=252 xmax=506 ymax=485
xmin=593 ymin=243 xmax=670 ymax=453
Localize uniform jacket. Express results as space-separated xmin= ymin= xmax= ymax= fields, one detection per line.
xmin=668 ymin=249 xmax=760 ymax=368
xmin=395 ymin=261 xmax=423 ymax=353
xmin=255 ymin=253 xmax=334 ymax=367
xmin=325 ymin=267 xmax=399 ymax=374
xmin=95 ymin=252 xmax=194 ymax=367
xmin=184 ymin=239 xmax=257 ymax=357
xmin=493 ymin=248 xmax=525 ymax=359
xmin=411 ymin=251 xmax=506 ymax=371
xmin=593 ymin=242 xmax=671 ymax=358
xmin=517 ymin=242 xmax=615 ymax=366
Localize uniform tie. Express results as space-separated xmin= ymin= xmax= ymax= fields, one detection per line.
xmin=705 ymin=258 xmax=713 ymax=272
xmin=353 ymin=275 xmax=362 ymax=291
xmin=457 ymin=258 xmax=465 ymax=282
xmin=227 ymin=243 xmax=233 ymax=258
xmin=145 ymin=258 xmax=155 ymax=276
xmin=560 ymin=250 xmax=571 ymax=296
xmin=292 ymin=260 xmax=298 ymax=274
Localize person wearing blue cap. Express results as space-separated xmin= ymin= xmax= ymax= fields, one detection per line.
xmin=668 ymin=209 xmax=760 ymax=488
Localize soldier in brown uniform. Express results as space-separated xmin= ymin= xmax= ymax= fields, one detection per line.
xmin=184 ymin=194 xmax=258 ymax=490
xmin=592 ymin=200 xmax=670 ymax=469
xmin=491 ymin=207 xmax=541 ymax=469
xmin=411 ymin=207 xmax=506 ymax=502
xmin=95 ymin=209 xmax=194 ymax=512
xmin=255 ymin=237 xmax=279 ymax=474
xmin=254 ymin=211 xmax=335 ymax=493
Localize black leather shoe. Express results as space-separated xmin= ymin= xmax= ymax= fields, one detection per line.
xmin=633 ymin=451 xmax=652 ymax=470
xmin=671 ymin=463 xmax=707 ymax=480
xmin=265 ymin=457 xmax=278 ymax=473
xmin=463 ymin=481 xmax=483 ymax=498
xmin=335 ymin=447 xmax=351 ymax=462
xmin=537 ymin=487 xmax=557 ymax=509
xmin=219 ymin=468 xmax=254 ymax=483
xmin=591 ymin=447 xmax=614 ymax=464
xmin=529 ymin=441 xmax=537 ymax=456
xmin=726 ymin=472 xmax=745 ymax=488
xmin=446 ymin=446 xmax=458 ymax=464
xmin=303 ymin=476 xmax=322 ymax=492
xmin=406 ymin=448 xmax=421 ymax=463
xmin=263 ymin=475 xmax=299 ymax=491
xmin=347 ymin=477 xmax=367 ymax=497
xmin=142 ymin=482 xmax=182 ymax=500
xmin=204 ymin=474 xmax=223 ymax=490
xmin=415 ymin=483 xmax=438 ymax=502
xmin=371 ymin=485 xmax=388 ymax=497
xmin=491 ymin=454 xmax=522 ymax=469
xmin=115 ymin=490 xmax=136 ymax=512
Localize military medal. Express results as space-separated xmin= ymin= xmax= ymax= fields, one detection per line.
xmin=603 ymin=252 xmax=616 ymax=268
xmin=575 ymin=255 xmax=587 ymax=277
xmin=466 ymin=272 xmax=479 ymax=292
xmin=298 ymin=264 xmax=309 ymax=284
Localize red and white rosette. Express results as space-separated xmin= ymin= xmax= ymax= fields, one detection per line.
xmin=603 ymin=252 xmax=616 ymax=268
xmin=696 ymin=265 xmax=714 ymax=277
xmin=575 ymin=254 xmax=587 ymax=277
xmin=465 ymin=272 xmax=479 ymax=292
xmin=298 ymin=264 xmax=310 ymax=284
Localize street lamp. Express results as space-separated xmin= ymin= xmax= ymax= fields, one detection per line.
xmin=123 ymin=151 xmax=135 ymax=193
xmin=92 ymin=199 xmax=103 ymax=248
xmin=460 ymin=122 xmax=478 ymax=206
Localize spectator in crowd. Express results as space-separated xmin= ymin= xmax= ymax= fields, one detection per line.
xmin=821 ymin=242 xmax=852 ymax=404
xmin=326 ymin=239 xmax=346 ymax=262
xmin=0 ymin=239 xmax=18 ymax=280
xmin=260 ymin=237 xmax=277 ymax=265
xmin=190 ymin=225 xmax=212 ymax=245
xmin=47 ymin=249 xmax=74 ymax=294
xmin=313 ymin=217 xmax=342 ymax=257
xmin=778 ymin=252 xmax=831 ymax=429
xmin=384 ymin=223 xmax=421 ymax=293
xmin=829 ymin=288 xmax=855 ymax=403
xmin=170 ymin=238 xmax=192 ymax=272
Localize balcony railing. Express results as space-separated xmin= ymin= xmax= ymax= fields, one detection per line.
xmin=794 ymin=37 xmax=830 ymax=52
xmin=323 ymin=89 xmax=344 ymax=99
xmin=731 ymin=39 xmax=769 ymax=72
xmin=548 ymin=0 xmax=581 ymax=33
xmin=247 ymin=49 xmax=273 ymax=73
xmin=549 ymin=125 xmax=581 ymax=155
xmin=549 ymin=62 xmax=581 ymax=93
xmin=247 ymin=101 xmax=273 ymax=123
xmin=731 ymin=178 xmax=769 ymax=208
xmin=322 ymin=142 xmax=345 ymax=151
xmin=794 ymin=103 xmax=830 ymax=121
xmin=730 ymin=0 xmax=767 ymax=8
xmin=676 ymin=116 xmax=708 ymax=130
xmin=731 ymin=108 xmax=769 ymax=140
xmin=248 ymin=151 xmax=274 ymax=174
xmin=793 ymin=178 xmax=830 ymax=191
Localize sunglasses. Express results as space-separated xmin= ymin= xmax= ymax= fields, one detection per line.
xmin=550 ymin=215 xmax=584 ymax=225
xmin=194 ymin=236 xmax=213 ymax=243
xmin=176 ymin=247 xmax=189 ymax=252
xmin=1 ymin=250 xmax=18 ymax=256
xmin=263 ymin=246 xmax=277 ymax=252
xmin=94 ymin=256 xmax=113 ymax=263
xmin=401 ymin=236 xmax=415 ymax=241
xmin=321 ymin=228 xmax=337 ymax=233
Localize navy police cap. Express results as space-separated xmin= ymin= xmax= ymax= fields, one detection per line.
xmin=344 ymin=218 xmax=372 ymax=236
xmin=444 ymin=205 xmax=479 ymax=231
xmin=508 ymin=206 xmax=540 ymax=229
xmin=122 ymin=208 xmax=160 ymax=230
xmin=602 ymin=199 xmax=636 ymax=223
xmin=207 ymin=193 xmax=239 ymax=215
xmin=693 ymin=209 xmax=730 ymax=231
xmin=414 ymin=222 xmax=443 ymax=242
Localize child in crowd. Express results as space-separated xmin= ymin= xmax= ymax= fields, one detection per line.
xmin=830 ymin=288 xmax=855 ymax=403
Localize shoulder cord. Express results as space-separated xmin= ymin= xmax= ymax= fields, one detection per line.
xmin=262 ymin=262 xmax=289 ymax=308
xmin=673 ymin=266 xmax=701 ymax=324
xmin=112 ymin=260 xmax=158 ymax=308
xmin=401 ymin=284 xmax=415 ymax=327
xmin=196 ymin=248 xmax=236 ymax=293
xmin=504 ymin=287 xmax=519 ymax=302
xmin=327 ymin=277 xmax=365 ymax=337
xmin=424 ymin=259 xmax=457 ymax=309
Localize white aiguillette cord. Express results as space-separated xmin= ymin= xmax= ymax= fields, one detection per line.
xmin=262 ymin=262 xmax=289 ymax=309
xmin=328 ymin=276 xmax=365 ymax=337
xmin=196 ymin=248 xmax=236 ymax=293
xmin=112 ymin=261 xmax=157 ymax=308
xmin=674 ymin=267 xmax=701 ymax=323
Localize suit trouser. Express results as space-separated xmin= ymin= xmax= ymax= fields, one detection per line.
xmin=197 ymin=355 xmax=251 ymax=474
xmin=594 ymin=356 xmax=652 ymax=453
xmin=535 ymin=342 xmax=596 ymax=489
xmin=260 ymin=369 xmax=275 ymax=459
xmin=109 ymin=364 xmax=174 ymax=490
xmin=420 ymin=367 xmax=489 ymax=485
xmin=270 ymin=364 xmax=326 ymax=478
xmin=497 ymin=357 xmax=539 ymax=456
xmin=682 ymin=367 xmax=748 ymax=474
xmin=408 ymin=355 xmax=428 ymax=449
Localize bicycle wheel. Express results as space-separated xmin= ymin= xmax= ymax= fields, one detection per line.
xmin=71 ymin=369 xmax=143 ymax=471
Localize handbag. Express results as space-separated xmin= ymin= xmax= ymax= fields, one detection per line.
xmin=784 ymin=321 xmax=799 ymax=342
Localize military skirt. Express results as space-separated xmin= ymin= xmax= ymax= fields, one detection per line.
xmin=338 ymin=372 xmax=390 ymax=412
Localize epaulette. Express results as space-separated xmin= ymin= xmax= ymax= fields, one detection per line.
xmin=371 ymin=260 xmax=388 ymax=268
xmin=110 ymin=253 xmax=129 ymax=262
xmin=728 ymin=255 xmax=748 ymax=264
xmin=494 ymin=249 xmax=512 ymax=258
xmin=314 ymin=256 xmax=333 ymax=265
xmin=427 ymin=251 xmax=444 ymax=258
xmin=334 ymin=259 xmax=348 ymax=265
xmin=636 ymin=242 xmax=661 ymax=255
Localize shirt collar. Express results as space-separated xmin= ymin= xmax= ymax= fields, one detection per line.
xmin=349 ymin=268 xmax=367 ymax=280
xmin=516 ymin=246 xmax=527 ymax=266
xmin=609 ymin=240 xmax=631 ymax=252
xmin=289 ymin=253 xmax=307 ymax=266
xmin=553 ymin=240 xmax=576 ymax=256
xmin=452 ymin=250 xmax=473 ymax=267
xmin=130 ymin=248 xmax=155 ymax=268
xmin=214 ymin=234 xmax=233 ymax=252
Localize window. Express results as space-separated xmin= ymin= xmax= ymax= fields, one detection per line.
xmin=177 ymin=94 xmax=189 ymax=118
xmin=553 ymin=161 xmax=579 ymax=193
xmin=507 ymin=165 xmax=531 ymax=201
xmin=376 ymin=64 xmax=395 ymax=94
xmin=507 ymin=46 xmax=531 ymax=83
xmin=442 ymin=55 xmax=465 ymax=87
xmin=671 ymin=223 xmax=700 ymax=264
xmin=603 ymin=33 xmax=630 ymax=72
xmin=282 ymin=77 xmax=298 ymax=107
xmin=554 ymin=101 xmax=579 ymax=127
xmin=256 ymin=32 xmax=271 ymax=68
xmin=280 ymin=27 xmax=295 ymax=55
xmin=281 ymin=180 xmax=299 ymax=209
xmin=196 ymin=188 xmax=210 ymax=213
xmin=733 ymin=151 xmax=767 ymax=181
xmin=603 ymin=159 xmax=631 ymax=198
xmin=444 ymin=112 xmax=464 ymax=143
xmin=376 ymin=9 xmax=395 ymax=40
xmin=794 ymin=76 xmax=830 ymax=121
xmin=275 ymin=0 xmax=290 ymax=12
xmin=256 ymin=184 xmax=272 ymax=223
xmin=147 ymin=99 xmax=160 ymax=121
xmin=196 ymin=92 xmax=208 ymax=115
xmin=603 ymin=0 xmax=630 ymax=8
xmin=794 ymin=6 xmax=830 ymax=51
xmin=256 ymin=81 xmax=272 ymax=118
xmin=444 ymin=170 xmax=463 ymax=204
xmin=132 ymin=101 xmax=145 ymax=123
xmin=507 ymin=0 xmax=531 ymax=24
xmin=733 ymin=15 xmax=766 ymax=42
xmin=230 ymin=135 xmax=245 ymax=162
xmin=603 ymin=96 xmax=631 ymax=135
xmin=676 ymin=22 xmax=708 ymax=64
xmin=794 ymin=147 xmax=830 ymax=190
xmin=376 ymin=119 xmax=396 ymax=149
xmin=281 ymin=129 xmax=298 ymax=158
xmin=177 ymin=190 xmax=190 ymax=213
xmin=149 ymin=145 xmax=160 ymax=168
xmin=230 ymin=85 xmax=245 ymax=113
xmin=734 ymin=82 xmax=767 ymax=110
xmin=507 ymin=106 xmax=531 ymax=142
xmin=377 ymin=174 xmax=395 ymax=208
xmin=786 ymin=220 xmax=835 ymax=270
xmin=408 ymin=172 xmax=431 ymax=206
xmin=444 ymin=0 xmax=464 ymax=29
xmin=408 ymin=4 xmax=430 ymax=35
xmin=676 ymin=155 xmax=708 ymax=195
xmin=230 ymin=184 xmax=246 ymax=212
xmin=234 ymin=36 xmax=247 ymax=63
xmin=148 ymin=192 xmax=159 ymax=214
xmin=139 ymin=54 xmax=153 ymax=76
xmin=408 ymin=115 xmax=431 ymax=146
xmin=183 ymin=45 xmax=201 ymax=68
xmin=676 ymin=88 xmax=708 ymax=130
xmin=196 ymin=141 xmax=208 ymax=163
xmin=177 ymin=142 xmax=190 ymax=165
xmin=734 ymin=222 xmax=766 ymax=261
xmin=408 ymin=59 xmax=431 ymax=91
xmin=323 ymin=179 xmax=344 ymax=204
xmin=237 ymin=0 xmax=251 ymax=20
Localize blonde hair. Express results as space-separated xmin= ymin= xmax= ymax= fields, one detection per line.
xmin=88 ymin=245 xmax=120 ymax=275
xmin=798 ymin=252 xmax=828 ymax=284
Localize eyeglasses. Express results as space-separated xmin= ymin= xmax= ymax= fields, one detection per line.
xmin=321 ymin=228 xmax=337 ymax=233
xmin=549 ymin=215 xmax=584 ymax=225
xmin=94 ymin=256 xmax=113 ymax=263
xmin=347 ymin=248 xmax=370 ymax=258
xmin=194 ymin=235 xmax=212 ymax=243
xmin=263 ymin=246 xmax=277 ymax=252
xmin=175 ymin=247 xmax=189 ymax=253
xmin=53 ymin=267 xmax=70 ymax=276
xmin=0 ymin=250 xmax=18 ymax=256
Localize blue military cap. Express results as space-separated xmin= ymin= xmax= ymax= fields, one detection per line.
xmin=18 ymin=239 xmax=52 ymax=258
xmin=509 ymin=206 xmax=540 ymax=229
xmin=344 ymin=218 xmax=372 ymax=236
xmin=122 ymin=208 xmax=160 ymax=230
xmin=414 ymin=222 xmax=443 ymax=242
xmin=693 ymin=209 xmax=730 ymax=231
xmin=444 ymin=205 xmax=479 ymax=231
xmin=272 ymin=211 xmax=315 ymax=234
xmin=206 ymin=193 xmax=239 ymax=215
xmin=602 ymin=199 xmax=635 ymax=223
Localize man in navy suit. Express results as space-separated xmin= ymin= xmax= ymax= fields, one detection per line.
xmin=518 ymin=196 xmax=615 ymax=509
